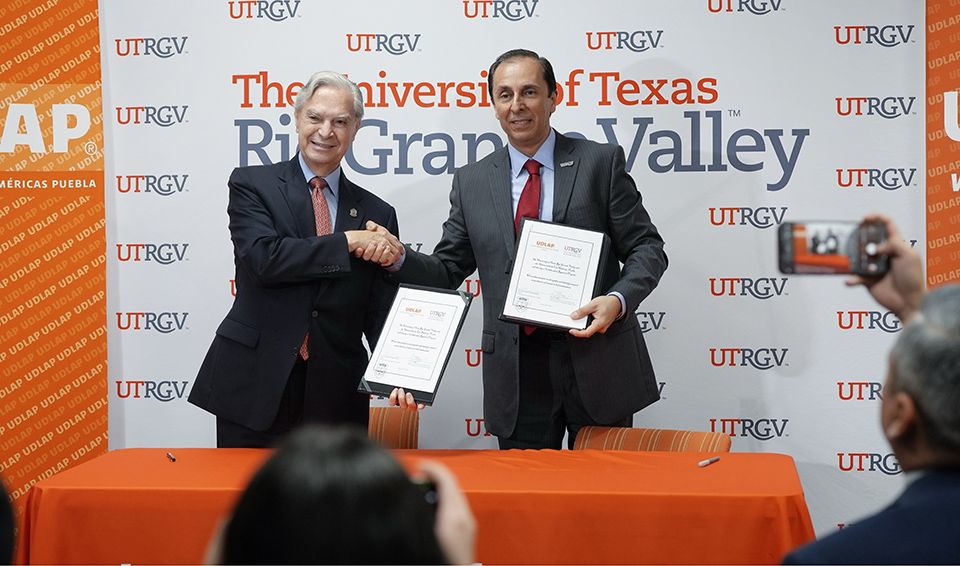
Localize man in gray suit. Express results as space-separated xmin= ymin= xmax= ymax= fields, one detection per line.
xmin=366 ymin=49 xmax=667 ymax=449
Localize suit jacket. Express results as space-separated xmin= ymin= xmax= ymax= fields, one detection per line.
xmin=395 ymin=132 xmax=667 ymax=438
xmin=188 ymin=157 xmax=399 ymax=431
xmin=782 ymin=469 xmax=960 ymax=564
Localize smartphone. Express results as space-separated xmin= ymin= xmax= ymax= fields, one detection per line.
xmin=778 ymin=220 xmax=889 ymax=276
xmin=412 ymin=478 xmax=438 ymax=516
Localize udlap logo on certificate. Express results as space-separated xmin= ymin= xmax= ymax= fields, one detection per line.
xmin=501 ymin=219 xmax=608 ymax=331
xmin=359 ymin=285 xmax=472 ymax=406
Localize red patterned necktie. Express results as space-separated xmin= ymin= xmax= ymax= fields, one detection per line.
xmin=515 ymin=159 xmax=541 ymax=234
xmin=300 ymin=176 xmax=332 ymax=360
xmin=309 ymin=176 xmax=332 ymax=237
xmin=516 ymin=160 xmax=541 ymax=335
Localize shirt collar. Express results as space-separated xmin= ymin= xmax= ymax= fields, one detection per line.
xmin=297 ymin=153 xmax=340 ymax=198
xmin=508 ymin=129 xmax=556 ymax=179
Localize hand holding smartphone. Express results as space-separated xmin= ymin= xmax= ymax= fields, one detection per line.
xmin=778 ymin=220 xmax=889 ymax=276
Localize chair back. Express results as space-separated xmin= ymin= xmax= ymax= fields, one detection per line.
xmin=574 ymin=426 xmax=731 ymax=452
xmin=368 ymin=406 xmax=419 ymax=449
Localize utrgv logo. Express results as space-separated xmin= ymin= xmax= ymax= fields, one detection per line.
xmin=116 ymin=244 xmax=189 ymax=264
xmin=116 ymin=380 xmax=189 ymax=402
xmin=463 ymin=0 xmax=538 ymax=20
xmin=116 ymin=174 xmax=189 ymax=195
xmin=835 ymin=25 xmax=914 ymax=47
xmin=710 ymin=418 xmax=788 ymax=440
xmin=838 ymin=453 xmax=901 ymax=475
xmin=115 ymin=37 xmax=187 ymax=58
xmin=636 ymin=311 xmax=666 ymax=333
xmin=838 ymin=382 xmax=883 ymax=401
xmin=710 ymin=348 xmax=788 ymax=369
xmin=836 ymin=168 xmax=916 ymax=190
xmin=346 ymin=34 xmax=421 ymax=55
xmin=116 ymin=106 xmax=188 ymax=127
xmin=709 ymin=207 xmax=787 ymax=228
xmin=229 ymin=0 xmax=301 ymax=20
xmin=708 ymin=0 xmax=783 ymax=14
xmin=837 ymin=311 xmax=901 ymax=332
xmin=463 ymin=278 xmax=481 ymax=298
xmin=116 ymin=312 xmax=189 ymax=333
xmin=709 ymin=277 xmax=787 ymax=299
xmin=836 ymin=97 xmax=915 ymax=119
xmin=465 ymin=418 xmax=492 ymax=437
xmin=586 ymin=31 xmax=664 ymax=52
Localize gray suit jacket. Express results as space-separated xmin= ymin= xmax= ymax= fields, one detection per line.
xmin=396 ymin=132 xmax=667 ymax=438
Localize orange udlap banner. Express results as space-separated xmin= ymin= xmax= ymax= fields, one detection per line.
xmin=0 ymin=0 xmax=108 ymax=535
xmin=928 ymin=1 xmax=960 ymax=284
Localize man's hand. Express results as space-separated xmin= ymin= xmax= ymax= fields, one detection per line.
xmin=569 ymin=295 xmax=621 ymax=338
xmin=345 ymin=221 xmax=404 ymax=266
xmin=389 ymin=387 xmax=424 ymax=411
xmin=845 ymin=214 xmax=925 ymax=324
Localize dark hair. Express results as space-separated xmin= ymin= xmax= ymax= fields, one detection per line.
xmin=487 ymin=48 xmax=557 ymax=98
xmin=220 ymin=426 xmax=445 ymax=565
xmin=889 ymin=285 xmax=960 ymax=453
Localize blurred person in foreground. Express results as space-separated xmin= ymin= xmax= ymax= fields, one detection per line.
xmin=208 ymin=426 xmax=476 ymax=565
xmin=783 ymin=214 xmax=960 ymax=564
xmin=1 ymin=479 xmax=12 ymax=565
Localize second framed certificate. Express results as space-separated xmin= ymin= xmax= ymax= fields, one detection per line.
xmin=358 ymin=285 xmax=472 ymax=406
xmin=501 ymin=219 xmax=608 ymax=330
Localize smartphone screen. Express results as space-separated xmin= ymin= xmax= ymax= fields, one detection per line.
xmin=778 ymin=220 xmax=888 ymax=276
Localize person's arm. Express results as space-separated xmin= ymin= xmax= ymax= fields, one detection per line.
xmin=228 ymin=168 xmax=403 ymax=285
xmin=571 ymin=146 xmax=667 ymax=337
xmin=845 ymin=214 xmax=925 ymax=323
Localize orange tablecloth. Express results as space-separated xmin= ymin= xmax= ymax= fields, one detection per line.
xmin=15 ymin=448 xmax=814 ymax=565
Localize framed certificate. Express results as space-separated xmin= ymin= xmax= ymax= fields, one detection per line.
xmin=358 ymin=284 xmax=472 ymax=406
xmin=500 ymin=219 xmax=608 ymax=330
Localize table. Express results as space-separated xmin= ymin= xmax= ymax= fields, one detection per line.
xmin=15 ymin=448 xmax=814 ymax=565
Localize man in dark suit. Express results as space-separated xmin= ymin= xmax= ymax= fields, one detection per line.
xmin=189 ymin=71 xmax=403 ymax=448
xmin=783 ymin=215 xmax=960 ymax=565
xmin=366 ymin=49 xmax=667 ymax=449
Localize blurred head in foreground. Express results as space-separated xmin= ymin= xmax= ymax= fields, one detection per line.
xmin=215 ymin=425 xmax=474 ymax=564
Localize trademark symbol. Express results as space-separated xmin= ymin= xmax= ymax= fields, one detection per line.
xmin=728 ymin=109 xmax=741 ymax=117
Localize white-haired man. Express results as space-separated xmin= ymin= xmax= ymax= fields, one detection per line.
xmin=190 ymin=71 xmax=402 ymax=447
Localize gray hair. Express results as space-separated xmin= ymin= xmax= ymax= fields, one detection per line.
xmin=293 ymin=71 xmax=364 ymax=120
xmin=889 ymin=284 xmax=960 ymax=452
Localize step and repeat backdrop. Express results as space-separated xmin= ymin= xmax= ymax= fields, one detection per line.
xmin=5 ymin=0 xmax=960 ymax=543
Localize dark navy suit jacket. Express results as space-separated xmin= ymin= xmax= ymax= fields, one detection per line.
xmin=783 ymin=469 xmax=960 ymax=565
xmin=189 ymin=156 xmax=398 ymax=431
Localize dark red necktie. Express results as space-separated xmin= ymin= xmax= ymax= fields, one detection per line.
xmin=516 ymin=160 xmax=541 ymax=335
xmin=515 ymin=159 xmax=541 ymax=234
xmin=300 ymin=176 xmax=332 ymax=360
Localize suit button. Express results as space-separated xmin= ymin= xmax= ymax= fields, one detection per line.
xmin=311 ymin=311 xmax=318 ymax=317
xmin=291 ymin=349 xmax=299 ymax=356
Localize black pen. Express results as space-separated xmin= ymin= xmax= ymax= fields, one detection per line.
xmin=166 ymin=452 xmax=176 ymax=462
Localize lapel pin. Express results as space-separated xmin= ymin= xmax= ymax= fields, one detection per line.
xmin=350 ymin=208 xmax=358 ymax=217
xmin=560 ymin=161 xmax=574 ymax=167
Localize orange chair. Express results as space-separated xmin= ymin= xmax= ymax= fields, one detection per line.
xmin=368 ymin=406 xmax=420 ymax=449
xmin=573 ymin=426 xmax=731 ymax=452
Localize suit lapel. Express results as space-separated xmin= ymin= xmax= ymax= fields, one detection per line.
xmin=487 ymin=149 xmax=516 ymax=251
xmin=335 ymin=171 xmax=365 ymax=232
xmin=552 ymin=133 xmax=578 ymax=224
xmin=279 ymin=158 xmax=316 ymax=238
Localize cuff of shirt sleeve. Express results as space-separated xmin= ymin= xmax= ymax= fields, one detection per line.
xmin=608 ymin=291 xmax=626 ymax=320
xmin=384 ymin=250 xmax=406 ymax=272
